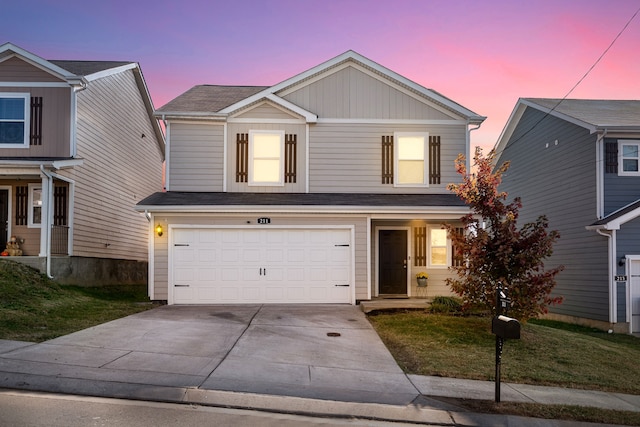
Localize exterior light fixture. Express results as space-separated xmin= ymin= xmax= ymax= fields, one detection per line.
xmin=155 ymin=224 xmax=163 ymax=237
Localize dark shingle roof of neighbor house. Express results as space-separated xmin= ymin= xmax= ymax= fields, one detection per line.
xmin=525 ymin=98 xmax=640 ymax=128
xmin=49 ymin=60 xmax=133 ymax=76
xmin=590 ymin=199 xmax=640 ymax=227
xmin=137 ymin=192 xmax=466 ymax=208
xmin=156 ymin=85 xmax=269 ymax=114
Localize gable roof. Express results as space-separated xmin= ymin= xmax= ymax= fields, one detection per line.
xmin=49 ymin=60 xmax=134 ymax=77
xmin=494 ymin=98 xmax=640 ymax=161
xmin=156 ymin=85 xmax=268 ymax=118
xmin=587 ymin=198 xmax=640 ymax=231
xmin=156 ymin=50 xmax=486 ymax=124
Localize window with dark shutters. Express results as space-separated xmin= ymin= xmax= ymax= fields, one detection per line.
xmin=605 ymin=142 xmax=618 ymax=174
xmin=429 ymin=135 xmax=441 ymax=184
xmin=381 ymin=135 xmax=393 ymax=184
xmin=285 ymin=134 xmax=297 ymax=183
xmin=30 ymin=97 xmax=42 ymax=146
xmin=414 ymin=226 xmax=427 ymax=267
xmin=236 ymin=133 xmax=248 ymax=182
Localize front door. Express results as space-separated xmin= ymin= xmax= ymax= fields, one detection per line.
xmin=0 ymin=190 xmax=8 ymax=244
xmin=631 ymin=260 xmax=640 ymax=333
xmin=379 ymin=229 xmax=408 ymax=294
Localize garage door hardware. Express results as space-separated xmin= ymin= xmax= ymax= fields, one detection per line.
xmin=259 ymin=268 xmax=267 ymax=275
xmin=334 ymin=244 xmax=350 ymax=247
xmin=174 ymin=243 xmax=189 ymax=247
xmin=175 ymin=284 xmax=190 ymax=287
xmin=327 ymin=332 xmax=341 ymax=337
xmin=334 ymin=284 xmax=349 ymax=287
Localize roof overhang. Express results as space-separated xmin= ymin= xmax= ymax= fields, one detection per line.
xmin=586 ymin=200 xmax=640 ymax=231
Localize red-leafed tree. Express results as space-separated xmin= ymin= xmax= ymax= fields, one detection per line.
xmin=445 ymin=148 xmax=564 ymax=321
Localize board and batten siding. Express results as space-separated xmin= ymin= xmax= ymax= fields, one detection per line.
xmin=152 ymin=214 xmax=369 ymax=301
xmin=226 ymin=122 xmax=307 ymax=193
xmin=499 ymin=107 xmax=608 ymax=321
xmin=308 ymin=123 xmax=466 ymax=194
xmin=281 ymin=65 xmax=455 ymax=121
xmin=168 ymin=122 xmax=224 ymax=191
xmin=63 ymin=69 xmax=163 ymax=261
xmin=234 ymin=101 xmax=301 ymax=121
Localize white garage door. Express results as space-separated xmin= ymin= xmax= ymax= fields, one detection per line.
xmin=170 ymin=227 xmax=352 ymax=304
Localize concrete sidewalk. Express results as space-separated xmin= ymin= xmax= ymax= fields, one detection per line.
xmin=0 ymin=305 xmax=638 ymax=426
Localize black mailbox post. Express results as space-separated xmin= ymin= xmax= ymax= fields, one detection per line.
xmin=492 ymin=286 xmax=521 ymax=403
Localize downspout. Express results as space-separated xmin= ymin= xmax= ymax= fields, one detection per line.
xmin=40 ymin=165 xmax=54 ymax=279
xmin=467 ymin=121 xmax=483 ymax=171
xmin=596 ymin=228 xmax=616 ymax=324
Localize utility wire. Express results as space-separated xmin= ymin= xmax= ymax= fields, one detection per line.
xmin=497 ymin=5 xmax=640 ymax=158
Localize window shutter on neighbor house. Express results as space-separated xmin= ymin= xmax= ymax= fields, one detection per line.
xmin=30 ymin=96 xmax=42 ymax=146
xmin=605 ymin=142 xmax=618 ymax=174
xmin=53 ymin=185 xmax=68 ymax=226
xmin=381 ymin=135 xmax=393 ymax=184
xmin=15 ymin=186 xmax=27 ymax=226
xmin=236 ymin=133 xmax=249 ymax=182
xmin=429 ymin=135 xmax=441 ymax=184
xmin=285 ymin=134 xmax=297 ymax=183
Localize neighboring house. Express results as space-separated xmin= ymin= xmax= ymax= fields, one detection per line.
xmin=494 ymin=98 xmax=640 ymax=334
xmin=0 ymin=43 xmax=164 ymax=284
xmin=136 ymin=50 xmax=485 ymax=305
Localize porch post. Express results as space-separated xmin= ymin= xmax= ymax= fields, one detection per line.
xmin=38 ymin=173 xmax=51 ymax=257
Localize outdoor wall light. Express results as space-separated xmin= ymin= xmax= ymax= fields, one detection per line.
xmin=155 ymin=224 xmax=163 ymax=237
xmin=619 ymin=257 xmax=626 ymax=267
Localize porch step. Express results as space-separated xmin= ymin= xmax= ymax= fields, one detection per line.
xmin=359 ymin=298 xmax=431 ymax=314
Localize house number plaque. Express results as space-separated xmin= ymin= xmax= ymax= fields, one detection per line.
xmin=257 ymin=217 xmax=271 ymax=224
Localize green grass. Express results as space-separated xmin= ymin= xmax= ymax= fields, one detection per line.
xmin=0 ymin=260 xmax=154 ymax=342
xmin=368 ymin=310 xmax=640 ymax=425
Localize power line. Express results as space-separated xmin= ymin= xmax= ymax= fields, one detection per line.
xmin=497 ymin=5 xmax=640 ymax=158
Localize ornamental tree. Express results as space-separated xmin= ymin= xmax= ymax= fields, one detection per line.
xmin=445 ymin=148 xmax=564 ymax=321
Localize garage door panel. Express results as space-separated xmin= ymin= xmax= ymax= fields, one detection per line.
xmin=172 ymin=228 xmax=351 ymax=304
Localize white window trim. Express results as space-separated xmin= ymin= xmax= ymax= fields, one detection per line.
xmin=618 ymin=140 xmax=640 ymax=176
xmin=428 ymin=226 xmax=450 ymax=268
xmin=0 ymin=92 xmax=30 ymax=149
xmin=248 ymin=129 xmax=285 ymax=186
xmin=393 ymin=131 xmax=429 ymax=187
xmin=28 ymin=183 xmax=42 ymax=228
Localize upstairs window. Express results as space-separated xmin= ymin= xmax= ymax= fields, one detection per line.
xmin=395 ymin=133 xmax=428 ymax=186
xmin=0 ymin=93 xmax=29 ymax=148
xmin=619 ymin=141 xmax=640 ymax=176
xmin=249 ymin=130 xmax=284 ymax=186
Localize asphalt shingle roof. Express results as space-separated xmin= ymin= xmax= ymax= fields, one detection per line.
xmin=156 ymin=85 xmax=269 ymax=114
xmin=137 ymin=192 xmax=466 ymax=208
xmin=525 ymin=98 xmax=640 ymax=128
xmin=49 ymin=60 xmax=133 ymax=76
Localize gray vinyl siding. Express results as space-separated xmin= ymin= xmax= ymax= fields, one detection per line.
xmin=66 ymin=69 xmax=163 ymax=261
xmin=603 ymin=137 xmax=640 ymax=215
xmin=498 ymin=107 xmax=609 ymax=321
xmin=309 ymin=123 xmax=466 ymax=193
xmin=282 ymin=65 xmax=454 ymax=120
xmin=226 ymin=122 xmax=307 ymax=193
xmin=152 ymin=214 xmax=369 ymax=301
xmin=0 ymin=86 xmax=71 ymax=157
xmin=168 ymin=122 xmax=224 ymax=191
xmin=615 ymin=217 xmax=640 ymax=321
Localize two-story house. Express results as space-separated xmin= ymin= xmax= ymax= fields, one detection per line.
xmin=494 ymin=98 xmax=640 ymax=333
xmin=0 ymin=43 xmax=164 ymax=284
xmin=136 ymin=51 xmax=485 ymax=305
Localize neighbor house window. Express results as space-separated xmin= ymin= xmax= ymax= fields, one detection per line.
xmin=619 ymin=141 xmax=640 ymax=175
xmin=249 ymin=130 xmax=284 ymax=185
xmin=394 ymin=132 xmax=428 ymax=186
xmin=0 ymin=93 xmax=29 ymax=148
xmin=429 ymin=227 xmax=448 ymax=267
xmin=28 ymin=183 xmax=42 ymax=227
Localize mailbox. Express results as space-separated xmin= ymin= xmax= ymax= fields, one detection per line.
xmin=492 ymin=315 xmax=521 ymax=339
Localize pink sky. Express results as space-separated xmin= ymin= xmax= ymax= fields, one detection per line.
xmin=3 ymin=0 xmax=639 ymax=150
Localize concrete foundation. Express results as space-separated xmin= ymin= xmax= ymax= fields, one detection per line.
xmin=6 ymin=256 xmax=148 ymax=286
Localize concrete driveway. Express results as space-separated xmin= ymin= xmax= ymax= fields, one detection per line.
xmin=0 ymin=305 xmax=420 ymax=405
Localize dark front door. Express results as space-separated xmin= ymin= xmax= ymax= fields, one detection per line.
xmin=0 ymin=190 xmax=7 ymax=244
xmin=379 ymin=229 xmax=407 ymax=294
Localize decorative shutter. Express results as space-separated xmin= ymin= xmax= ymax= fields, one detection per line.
xmin=236 ymin=133 xmax=248 ymax=182
xmin=381 ymin=135 xmax=393 ymax=184
xmin=285 ymin=134 xmax=297 ymax=183
xmin=15 ymin=186 xmax=28 ymax=225
xmin=414 ymin=226 xmax=427 ymax=267
xmin=53 ymin=185 xmax=68 ymax=226
xmin=30 ymin=97 xmax=43 ymax=146
xmin=429 ymin=135 xmax=441 ymax=184
xmin=605 ymin=142 xmax=618 ymax=174
xmin=451 ymin=227 xmax=465 ymax=267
